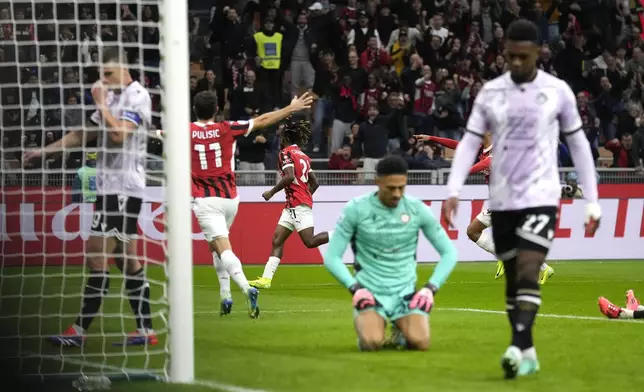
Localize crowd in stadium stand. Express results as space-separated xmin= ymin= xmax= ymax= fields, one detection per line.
xmin=1 ymin=0 xmax=644 ymax=178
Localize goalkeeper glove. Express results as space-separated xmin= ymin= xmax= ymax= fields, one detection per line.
xmin=584 ymin=202 xmax=601 ymax=236
xmin=349 ymin=283 xmax=376 ymax=310
xmin=409 ymin=283 xmax=438 ymax=313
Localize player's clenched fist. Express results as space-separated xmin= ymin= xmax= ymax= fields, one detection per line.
xmin=91 ymin=80 xmax=108 ymax=106
xmin=349 ymin=284 xmax=376 ymax=310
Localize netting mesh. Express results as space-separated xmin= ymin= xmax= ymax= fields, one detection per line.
xmin=1 ymin=0 xmax=170 ymax=381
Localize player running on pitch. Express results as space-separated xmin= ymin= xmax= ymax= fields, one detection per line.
xmin=249 ymin=119 xmax=329 ymax=289
xmin=24 ymin=47 xmax=157 ymax=346
xmin=599 ymin=290 xmax=644 ymax=320
xmin=180 ymin=91 xmax=313 ymax=317
xmin=323 ymin=155 xmax=458 ymax=351
xmin=443 ymin=19 xmax=600 ymax=379
xmin=416 ymin=134 xmax=554 ymax=283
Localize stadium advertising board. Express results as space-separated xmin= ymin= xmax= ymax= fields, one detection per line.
xmin=2 ymin=185 xmax=643 ymax=266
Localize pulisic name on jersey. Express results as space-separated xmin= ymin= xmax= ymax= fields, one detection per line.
xmin=192 ymin=129 xmax=220 ymax=140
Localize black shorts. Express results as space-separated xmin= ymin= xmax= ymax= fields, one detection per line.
xmin=90 ymin=194 xmax=143 ymax=240
xmin=491 ymin=206 xmax=558 ymax=260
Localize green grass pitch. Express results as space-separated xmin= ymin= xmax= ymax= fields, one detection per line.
xmin=2 ymin=261 xmax=644 ymax=392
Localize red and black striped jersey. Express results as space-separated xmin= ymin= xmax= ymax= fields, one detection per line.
xmin=190 ymin=120 xmax=253 ymax=199
xmin=278 ymin=145 xmax=314 ymax=208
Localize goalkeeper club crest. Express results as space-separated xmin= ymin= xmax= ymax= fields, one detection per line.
xmin=400 ymin=213 xmax=410 ymax=224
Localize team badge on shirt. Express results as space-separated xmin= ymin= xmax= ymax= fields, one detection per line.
xmin=400 ymin=213 xmax=410 ymax=224
xmin=536 ymin=92 xmax=548 ymax=104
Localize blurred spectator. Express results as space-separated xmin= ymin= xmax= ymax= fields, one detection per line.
xmin=237 ymin=116 xmax=270 ymax=185
xmin=347 ymin=10 xmax=382 ymax=54
xmin=328 ymin=144 xmax=358 ymax=170
xmin=633 ymin=122 xmax=644 ymax=173
xmin=250 ymin=17 xmax=283 ymax=105
xmin=605 ymin=133 xmax=636 ymax=168
xmin=354 ymin=104 xmax=389 ymax=178
xmin=311 ymin=51 xmax=338 ymax=153
xmin=284 ymin=11 xmax=317 ymax=98
xmin=330 ymin=74 xmax=359 ymax=153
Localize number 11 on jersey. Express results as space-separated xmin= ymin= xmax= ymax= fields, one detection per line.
xmin=194 ymin=143 xmax=222 ymax=169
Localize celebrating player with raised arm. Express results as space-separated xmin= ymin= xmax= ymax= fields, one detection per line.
xmin=249 ymin=120 xmax=329 ymax=289
xmin=24 ymin=47 xmax=156 ymax=347
xmin=323 ymin=156 xmax=458 ymax=351
xmin=417 ymin=133 xmax=554 ymax=283
xmin=177 ymin=91 xmax=313 ymax=317
xmin=442 ymin=20 xmax=600 ymax=379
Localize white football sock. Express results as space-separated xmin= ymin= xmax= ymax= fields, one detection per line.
xmin=262 ymin=256 xmax=281 ymax=280
xmin=72 ymin=324 xmax=84 ymax=335
xmin=540 ymin=263 xmax=551 ymax=271
xmin=522 ymin=347 xmax=537 ymax=361
xmin=212 ymin=252 xmax=231 ymax=299
xmin=620 ymin=309 xmax=634 ymax=319
xmin=474 ymin=231 xmax=495 ymax=254
xmin=220 ymin=250 xmax=251 ymax=294
xmin=636 ymin=305 xmax=644 ymax=311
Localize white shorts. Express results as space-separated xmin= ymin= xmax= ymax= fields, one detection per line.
xmin=192 ymin=196 xmax=240 ymax=241
xmin=278 ymin=205 xmax=314 ymax=232
xmin=475 ymin=207 xmax=492 ymax=228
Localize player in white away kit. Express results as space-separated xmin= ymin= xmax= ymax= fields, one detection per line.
xmin=24 ymin=47 xmax=157 ymax=346
xmin=442 ymin=20 xmax=601 ymax=379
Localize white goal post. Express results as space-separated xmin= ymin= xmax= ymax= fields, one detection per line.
xmin=161 ymin=0 xmax=195 ymax=384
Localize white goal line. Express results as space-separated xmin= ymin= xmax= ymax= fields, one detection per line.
xmin=194 ymin=306 xmax=639 ymax=323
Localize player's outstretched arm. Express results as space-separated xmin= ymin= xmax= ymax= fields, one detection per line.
xmin=252 ymin=92 xmax=314 ymax=131
xmin=416 ymin=135 xmax=459 ymax=150
xmin=469 ymin=156 xmax=491 ymax=174
xmin=323 ymin=201 xmax=359 ymax=289
xmin=559 ymin=84 xmax=601 ymax=234
xmin=23 ymin=130 xmax=94 ymax=164
xmin=419 ymin=204 xmax=458 ymax=290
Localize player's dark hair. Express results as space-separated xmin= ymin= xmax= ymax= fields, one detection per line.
xmin=102 ymin=46 xmax=128 ymax=64
xmin=281 ymin=118 xmax=312 ymax=147
xmin=376 ymin=155 xmax=408 ymax=176
xmin=506 ymin=19 xmax=539 ymax=44
xmin=193 ymin=91 xmax=218 ymax=120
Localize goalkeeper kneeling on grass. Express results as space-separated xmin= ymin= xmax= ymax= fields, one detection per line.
xmin=323 ymin=155 xmax=458 ymax=351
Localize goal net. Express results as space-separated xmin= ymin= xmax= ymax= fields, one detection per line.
xmin=0 ymin=0 xmax=193 ymax=385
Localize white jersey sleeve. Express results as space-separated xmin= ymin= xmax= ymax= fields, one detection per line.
xmin=466 ymin=86 xmax=489 ymax=136
xmin=558 ymin=81 xmax=583 ymax=135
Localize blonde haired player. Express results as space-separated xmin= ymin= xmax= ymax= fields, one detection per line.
xmin=417 ymin=133 xmax=554 ymax=284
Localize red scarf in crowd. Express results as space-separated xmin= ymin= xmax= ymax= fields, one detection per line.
xmin=340 ymin=85 xmax=357 ymax=110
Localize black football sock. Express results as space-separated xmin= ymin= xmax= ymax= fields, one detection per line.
xmin=125 ymin=268 xmax=153 ymax=330
xmin=512 ymin=279 xmax=541 ymax=350
xmin=504 ymin=259 xmax=518 ymax=331
xmin=75 ymin=271 xmax=110 ymax=331
xmin=634 ymin=310 xmax=644 ymax=319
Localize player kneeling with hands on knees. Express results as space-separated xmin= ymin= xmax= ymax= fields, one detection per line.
xmin=324 ymin=155 xmax=458 ymax=351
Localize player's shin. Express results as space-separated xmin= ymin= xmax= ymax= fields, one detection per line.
xmin=125 ymin=268 xmax=153 ymax=332
xmin=512 ymin=253 xmax=543 ymax=351
xmin=213 ymin=252 xmax=232 ymax=299
xmin=75 ymin=270 xmax=110 ymax=332
xmin=220 ymin=250 xmax=251 ymax=292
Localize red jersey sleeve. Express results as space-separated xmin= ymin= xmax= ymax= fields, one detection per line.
xmin=429 ymin=136 xmax=459 ymax=150
xmin=470 ymin=156 xmax=491 ymax=174
xmin=223 ymin=119 xmax=254 ymax=138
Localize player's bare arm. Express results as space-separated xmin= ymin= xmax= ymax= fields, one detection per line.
xmin=92 ymin=81 xmax=138 ymax=145
xmin=308 ymin=171 xmax=320 ymax=195
xmin=252 ymin=93 xmax=314 ymax=130
xmin=23 ymin=129 xmax=98 ymax=164
xmin=263 ymin=165 xmax=295 ymax=201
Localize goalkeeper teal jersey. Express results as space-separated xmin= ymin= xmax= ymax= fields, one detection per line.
xmin=324 ymin=192 xmax=458 ymax=295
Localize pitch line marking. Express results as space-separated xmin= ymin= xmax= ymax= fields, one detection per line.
xmin=195 ymin=307 xmax=639 ymax=323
